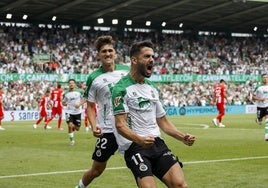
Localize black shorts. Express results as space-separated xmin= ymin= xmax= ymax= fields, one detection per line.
xmin=65 ymin=113 xmax=81 ymax=127
xmin=92 ymin=133 xmax=118 ymax=162
xmin=256 ymin=107 xmax=268 ymax=119
xmin=124 ymin=137 xmax=182 ymax=181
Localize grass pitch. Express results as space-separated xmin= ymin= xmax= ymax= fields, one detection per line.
xmin=0 ymin=114 xmax=267 ymax=188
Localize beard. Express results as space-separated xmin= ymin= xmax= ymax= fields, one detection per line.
xmin=137 ymin=63 xmax=152 ymax=78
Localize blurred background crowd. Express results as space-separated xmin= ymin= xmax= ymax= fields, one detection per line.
xmin=0 ymin=26 xmax=267 ymax=111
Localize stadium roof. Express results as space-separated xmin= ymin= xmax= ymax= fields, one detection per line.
xmin=0 ymin=0 xmax=268 ymax=34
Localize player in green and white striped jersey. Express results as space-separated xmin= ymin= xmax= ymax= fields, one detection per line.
xmin=62 ymin=79 xmax=85 ymax=146
xmin=112 ymin=40 xmax=195 ymax=188
xmin=252 ymin=73 xmax=268 ymax=141
xmin=75 ymin=36 xmax=129 ymax=188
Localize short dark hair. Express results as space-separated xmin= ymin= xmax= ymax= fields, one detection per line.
xmin=220 ymin=79 xmax=225 ymax=83
xmin=94 ymin=35 xmax=115 ymax=52
xmin=130 ymin=40 xmax=154 ymax=57
xmin=261 ymin=73 xmax=267 ymax=77
xmin=68 ymin=79 xmax=76 ymax=83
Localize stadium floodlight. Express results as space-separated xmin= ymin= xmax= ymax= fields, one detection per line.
xmin=179 ymin=22 xmax=183 ymax=28
xmin=145 ymin=21 xmax=151 ymax=26
xmin=22 ymin=15 xmax=28 ymax=20
xmin=253 ymin=26 xmax=258 ymax=31
xmin=38 ymin=24 xmax=46 ymax=28
xmin=126 ymin=20 xmax=132 ymax=25
xmin=112 ymin=19 xmax=118 ymax=25
xmin=52 ymin=16 xmax=57 ymax=21
xmin=161 ymin=22 xmax=166 ymax=27
xmin=6 ymin=13 xmax=12 ymax=19
xmin=97 ymin=18 xmax=104 ymax=24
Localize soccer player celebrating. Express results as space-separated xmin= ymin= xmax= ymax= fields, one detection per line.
xmin=75 ymin=35 xmax=129 ymax=188
xmin=112 ymin=40 xmax=195 ymax=188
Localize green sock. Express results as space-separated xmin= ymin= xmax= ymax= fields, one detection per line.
xmin=69 ymin=133 xmax=74 ymax=141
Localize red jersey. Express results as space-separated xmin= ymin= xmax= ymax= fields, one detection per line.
xmin=39 ymin=95 xmax=49 ymax=116
xmin=0 ymin=92 xmax=3 ymax=115
xmin=214 ymin=84 xmax=226 ymax=105
xmin=51 ymin=88 xmax=63 ymax=108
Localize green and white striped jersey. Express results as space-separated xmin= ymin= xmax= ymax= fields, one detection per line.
xmin=253 ymin=84 xmax=268 ymax=107
xmin=84 ymin=64 xmax=129 ymax=133
xmin=112 ymin=74 xmax=166 ymax=151
xmin=63 ymin=89 xmax=84 ymax=115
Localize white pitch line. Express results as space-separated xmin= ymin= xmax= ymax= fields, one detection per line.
xmin=183 ymin=155 xmax=268 ymax=164
xmin=0 ymin=167 xmax=127 ymax=179
xmin=176 ymin=123 xmax=263 ymax=131
xmin=0 ymin=156 xmax=267 ymax=179
xmin=181 ymin=123 xmax=210 ymax=129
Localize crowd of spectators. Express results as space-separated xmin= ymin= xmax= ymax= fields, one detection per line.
xmin=0 ymin=25 xmax=267 ymax=110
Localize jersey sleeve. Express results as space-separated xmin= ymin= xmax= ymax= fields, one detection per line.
xmin=155 ymin=99 xmax=166 ymax=118
xmin=112 ymin=84 xmax=129 ymax=115
xmin=62 ymin=91 xmax=68 ymax=103
xmin=84 ymin=75 xmax=96 ymax=102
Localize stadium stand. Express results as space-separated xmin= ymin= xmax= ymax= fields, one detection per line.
xmin=0 ymin=25 xmax=267 ymax=110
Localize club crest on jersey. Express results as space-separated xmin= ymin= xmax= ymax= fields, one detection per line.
xmin=96 ymin=149 xmax=102 ymax=157
xmin=138 ymin=97 xmax=151 ymax=108
xmin=114 ymin=96 xmax=121 ymax=107
xmin=139 ymin=163 xmax=148 ymax=172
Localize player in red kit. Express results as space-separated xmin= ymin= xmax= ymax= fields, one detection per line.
xmin=45 ymin=83 xmax=64 ymax=130
xmin=0 ymin=86 xmax=5 ymax=130
xmin=212 ymin=79 xmax=228 ymax=128
xmin=84 ymin=107 xmax=90 ymax=132
xmin=33 ymin=89 xmax=51 ymax=129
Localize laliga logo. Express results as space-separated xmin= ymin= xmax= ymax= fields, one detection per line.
xmin=10 ymin=111 xmax=15 ymax=121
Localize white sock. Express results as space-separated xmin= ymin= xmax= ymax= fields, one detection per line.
xmin=69 ymin=132 xmax=74 ymax=141
xmin=79 ymin=179 xmax=87 ymax=188
xmin=265 ymin=119 xmax=268 ymax=138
